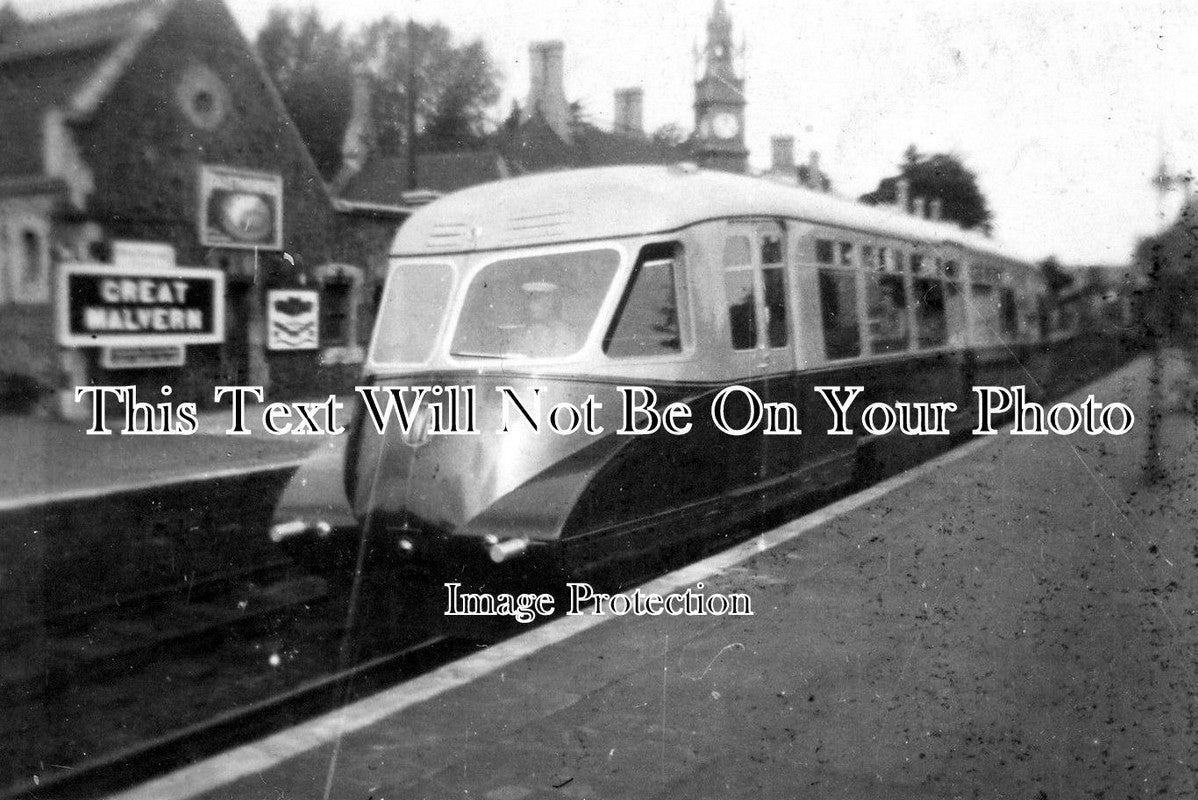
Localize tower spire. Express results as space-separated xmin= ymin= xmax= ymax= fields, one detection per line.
xmin=692 ymin=0 xmax=748 ymax=173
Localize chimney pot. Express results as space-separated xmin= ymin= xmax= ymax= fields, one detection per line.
xmin=913 ymin=196 xmax=927 ymax=218
xmin=896 ymin=178 xmax=911 ymax=214
xmin=770 ymin=136 xmax=795 ymax=172
xmin=614 ymin=87 xmax=644 ymax=136
xmin=929 ymin=198 xmax=943 ymax=221
xmin=339 ymin=67 xmax=374 ymax=179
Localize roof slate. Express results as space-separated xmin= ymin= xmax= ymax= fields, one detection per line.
xmin=0 ymin=0 xmax=161 ymax=179
xmin=0 ymin=45 xmax=110 ymax=177
xmin=338 ymin=150 xmax=509 ymax=206
xmin=0 ymin=0 xmax=154 ymax=64
xmin=493 ymin=113 xmax=684 ymax=175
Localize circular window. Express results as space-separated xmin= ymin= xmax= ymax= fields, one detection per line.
xmin=175 ymin=64 xmax=230 ymax=130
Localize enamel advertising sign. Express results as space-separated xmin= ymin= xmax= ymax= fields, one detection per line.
xmin=267 ymin=289 xmax=319 ymax=351
xmin=199 ymin=165 xmax=283 ymax=250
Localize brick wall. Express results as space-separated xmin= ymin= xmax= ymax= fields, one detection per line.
xmin=69 ymin=0 xmax=396 ymax=403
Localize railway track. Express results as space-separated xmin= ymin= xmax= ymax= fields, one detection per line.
xmin=0 ymin=562 xmax=479 ymax=800
xmin=0 ymin=563 xmax=324 ymax=695
xmin=0 ymin=343 xmax=1138 ymax=799
xmin=7 ymin=633 xmax=466 ymax=800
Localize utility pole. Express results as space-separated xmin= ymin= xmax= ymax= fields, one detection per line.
xmin=406 ymin=19 xmax=418 ymax=191
xmin=1143 ymin=154 xmax=1175 ymax=484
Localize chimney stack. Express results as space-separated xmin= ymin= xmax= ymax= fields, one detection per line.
xmin=800 ymin=150 xmax=828 ymax=191
xmin=896 ymin=177 xmax=910 ymax=214
xmin=929 ymin=197 xmax=943 ymax=221
xmin=613 ymin=88 xmax=644 ymax=136
xmin=525 ymin=40 xmax=570 ymax=142
xmin=770 ymin=136 xmax=795 ymax=173
xmin=913 ymin=196 xmax=927 ymax=218
xmin=338 ymin=67 xmax=374 ymax=182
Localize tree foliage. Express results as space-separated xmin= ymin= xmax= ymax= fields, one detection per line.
xmin=859 ymin=146 xmax=993 ymax=233
xmin=255 ymin=9 xmax=502 ymax=178
xmin=1038 ymin=256 xmax=1073 ymax=297
xmin=1134 ymin=199 xmax=1198 ymax=347
xmin=651 ymin=123 xmax=687 ymax=147
xmin=256 ymin=8 xmax=354 ymax=179
xmin=357 ymin=19 xmax=501 ymax=154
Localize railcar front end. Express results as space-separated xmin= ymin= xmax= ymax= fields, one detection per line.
xmin=270 ymin=229 xmax=715 ymax=581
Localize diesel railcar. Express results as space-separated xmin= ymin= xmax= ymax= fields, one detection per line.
xmin=269 ymin=165 xmax=1051 ymax=581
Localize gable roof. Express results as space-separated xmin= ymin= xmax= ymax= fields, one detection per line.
xmin=0 ymin=0 xmax=157 ymax=62
xmin=492 ymin=112 xmax=684 ymax=175
xmin=0 ymin=0 xmax=173 ymax=179
xmin=338 ymin=150 xmax=509 ymax=206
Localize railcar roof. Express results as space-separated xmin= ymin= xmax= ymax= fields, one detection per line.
xmin=391 ymin=165 xmax=1023 ymax=263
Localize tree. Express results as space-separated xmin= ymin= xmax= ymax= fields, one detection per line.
xmin=1133 ymin=197 xmax=1198 ymax=482
xmin=859 ymin=146 xmax=993 ymax=233
xmin=1134 ymin=198 xmax=1198 ymax=350
xmin=256 ymin=9 xmax=503 ymax=176
xmin=1038 ymin=256 xmax=1073 ymax=297
xmin=356 ymin=19 xmax=501 ymax=154
xmin=651 ymin=123 xmax=687 ymax=148
xmin=256 ymin=8 xmax=354 ymax=179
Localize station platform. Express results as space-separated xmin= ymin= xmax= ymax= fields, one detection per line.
xmin=111 ymin=354 xmax=1197 ymax=800
xmin=0 ymin=397 xmax=330 ymax=511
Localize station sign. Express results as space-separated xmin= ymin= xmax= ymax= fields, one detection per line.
xmin=112 ymin=240 xmax=176 ymax=270
xmin=267 ymin=289 xmax=319 ymax=351
xmin=101 ymin=344 xmax=186 ymax=369
xmin=199 ymin=165 xmax=283 ymax=250
xmin=57 ymin=263 xmax=225 ymax=347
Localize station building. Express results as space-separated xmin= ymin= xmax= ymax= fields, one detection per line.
xmin=0 ymin=0 xmax=780 ymax=416
xmin=0 ymin=0 xmax=404 ymax=415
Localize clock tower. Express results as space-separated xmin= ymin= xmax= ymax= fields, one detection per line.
xmin=693 ymin=0 xmax=748 ymax=173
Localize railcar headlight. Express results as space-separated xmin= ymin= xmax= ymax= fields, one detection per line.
xmin=488 ymin=537 xmax=530 ymax=563
xmin=269 ymin=519 xmax=306 ymax=543
xmin=270 ymin=518 xmax=334 ymax=543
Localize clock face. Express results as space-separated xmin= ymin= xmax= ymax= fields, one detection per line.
xmin=712 ymin=112 xmax=740 ymax=140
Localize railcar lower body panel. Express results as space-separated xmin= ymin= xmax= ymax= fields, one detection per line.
xmin=270 ymin=343 xmax=1068 ymax=584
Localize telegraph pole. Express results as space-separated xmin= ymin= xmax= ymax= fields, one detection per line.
xmin=1143 ymin=154 xmax=1175 ymax=484
xmin=406 ymin=19 xmax=418 ymax=191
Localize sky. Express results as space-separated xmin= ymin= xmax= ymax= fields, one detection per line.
xmin=18 ymin=0 xmax=1198 ymax=265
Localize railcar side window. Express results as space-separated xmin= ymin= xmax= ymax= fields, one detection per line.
xmin=817 ymin=269 xmax=861 ymax=359
xmin=970 ymin=283 xmax=1002 ymax=345
xmin=1037 ymin=296 xmax=1050 ymax=341
xmin=724 ymin=235 xmax=757 ymax=350
xmin=838 ymin=242 xmax=854 ymax=267
xmin=1000 ymin=287 xmax=1019 ymax=338
xmin=451 ymin=248 xmax=620 ymax=359
xmin=945 ymin=281 xmax=967 ymax=346
xmin=815 ymin=239 xmax=834 ymax=264
xmin=604 ymin=243 xmax=683 ymax=358
xmin=865 ymin=273 xmax=911 ymax=354
xmin=371 ymin=263 xmax=454 ymax=364
xmin=761 ymin=231 xmax=788 ymax=348
xmin=913 ymin=277 xmax=947 ymax=348
xmin=877 ymin=246 xmax=893 ymax=272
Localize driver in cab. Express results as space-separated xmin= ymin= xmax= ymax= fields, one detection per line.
xmin=513 ymin=280 xmax=579 ymax=357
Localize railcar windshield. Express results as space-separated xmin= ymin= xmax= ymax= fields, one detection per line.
xmin=371 ymin=262 xmax=454 ymax=364
xmin=450 ymin=248 xmax=620 ymax=359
